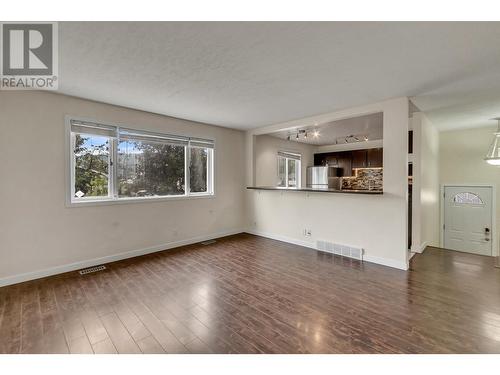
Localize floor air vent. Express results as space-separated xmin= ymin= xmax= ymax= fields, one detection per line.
xmin=316 ymin=240 xmax=363 ymax=261
xmin=78 ymin=265 xmax=106 ymax=275
xmin=200 ymin=240 xmax=217 ymax=245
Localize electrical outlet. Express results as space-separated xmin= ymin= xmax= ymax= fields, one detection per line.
xmin=303 ymin=229 xmax=312 ymax=237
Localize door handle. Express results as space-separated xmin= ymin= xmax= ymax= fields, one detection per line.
xmin=484 ymin=228 xmax=491 ymax=242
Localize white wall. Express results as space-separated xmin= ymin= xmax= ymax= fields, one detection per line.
xmin=0 ymin=91 xmax=246 ymax=285
xmin=255 ymin=134 xmax=315 ymax=187
xmin=439 ymin=125 xmax=500 ymax=255
xmin=246 ymin=97 xmax=409 ymax=270
xmin=420 ymin=113 xmax=440 ymax=248
xmin=411 ymin=112 xmax=440 ymax=251
xmin=315 ymin=139 xmax=383 ymax=153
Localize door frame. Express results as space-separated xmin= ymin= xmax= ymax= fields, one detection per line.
xmin=440 ymin=183 xmax=497 ymax=256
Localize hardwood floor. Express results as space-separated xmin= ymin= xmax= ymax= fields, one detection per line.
xmin=1 ymin=233 xmax=500 ymax=354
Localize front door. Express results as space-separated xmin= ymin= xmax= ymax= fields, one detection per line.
xmin=444 ymin=186 xmax=493 ymax=256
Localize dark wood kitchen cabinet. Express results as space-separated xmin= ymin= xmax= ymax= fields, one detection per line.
xmin=336 ymin=151 xmax=353 ymax=177
xmin=367 ymin=148 xmax=383 ymax=168
xmin=314 ymin=152 xmax=353 ymax=176
xmin=351 ymin=150 xmax=368 ymax=168
xmin=314 ymin=147 xmax=383 ymax=175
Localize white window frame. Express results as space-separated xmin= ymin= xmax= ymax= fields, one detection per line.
xmin=69 ymin=130 xmax=115 ymax=202
xmin=65 ymin=116 xmax=215 ymax=207
xmin=277 ymin=151 xmax=301 ymax=188
xmin=188 ymin=144 xmax=215 ymax=197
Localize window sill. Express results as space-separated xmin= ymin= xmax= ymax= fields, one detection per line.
xmin=66 ymin=193 xmax=215 ymax=208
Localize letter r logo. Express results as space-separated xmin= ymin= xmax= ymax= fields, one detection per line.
xmin=2 ymin=23 xmax=53 ymax=75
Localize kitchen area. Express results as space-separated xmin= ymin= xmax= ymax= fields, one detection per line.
xmin=248 ymin=112 xmax=384 ymax=195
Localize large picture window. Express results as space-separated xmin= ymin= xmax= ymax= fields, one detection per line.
xmin=277 ymin=151 xmax=301 ymax=188
xmin=68 ymin=119 xmax=214 ymax=204
xmin=74 ymin=134 xmax=111 ymax=199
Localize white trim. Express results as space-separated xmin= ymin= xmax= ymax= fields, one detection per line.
xmin=440 ymin=183 xmax=497 ymax=256
xmin=66 ymin=192 xmax=216 ymax=208
xmin=411 ymin=241 xmax=428 ymax=254
xmin=363 ymin=253 xmax=408 ymax=270
xmin=0 ymin=229 xmax=244 ymax=288
xmin=184 ymin=144 xmax=190 ymax=195
xmin=314 ymin=139 xmax=383 ymax=153
xmin=246 ymin=229 xmax=316 ymax=250
xmin=419 ymin=241 xmax=428 ymax=253
xmin=246 ymin=229 xmax=408 ymax=271
xmin=277 ymin=152 xmax=302 ymax=189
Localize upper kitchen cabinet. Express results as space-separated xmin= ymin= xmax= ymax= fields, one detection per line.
xmin=336 ymin=151 xmax=353 ymax=176
xmin=352 ymin=150 xmax=368 ymax=168
xmin=351 ymin=148 xmax=383 ymax=169
xmin=314 ymin=149 xmax=383 ymax=175
xmin=367 ymin=148 xmax=383 ymax=168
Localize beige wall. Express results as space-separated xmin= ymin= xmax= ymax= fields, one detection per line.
xmin=0 ymin=91 xmax=246 ymax=285
xmin=411 ymin=112 xmax=440 ymax=251
xmin=439 ymin=125 xmax=499 ymax=255
xmin=420 ymin=113 xmax=440 ymax=248
xmin=246 ymin=97 xmax=410 ymax=270
xmin=254 ymin=134 xmax=315 ymax=187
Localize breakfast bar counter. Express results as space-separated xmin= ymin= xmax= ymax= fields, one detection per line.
xmin=246 ymin=186 xmax=383 ymax=195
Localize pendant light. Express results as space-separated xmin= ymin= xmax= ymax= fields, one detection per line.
xmin=484 ymin=118 xmax=500 ymax=165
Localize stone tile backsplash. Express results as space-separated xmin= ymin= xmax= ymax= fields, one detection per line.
xmin=342 ymin=168 xmax=383 ymax=191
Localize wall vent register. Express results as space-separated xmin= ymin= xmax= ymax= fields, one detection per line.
xmin=78 ymin=265 xmax=106 ymax=275
xmin=316 ymin=240 xmax=363 ymax=261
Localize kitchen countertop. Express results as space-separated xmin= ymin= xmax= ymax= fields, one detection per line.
xmin=246 ymin=186 xmax=383 ymax=195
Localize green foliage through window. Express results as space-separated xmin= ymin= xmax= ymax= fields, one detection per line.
xmin=117 ymin=140 xmax=185 ymax=197
xmin=190 ymin=147 xmax=208 ymax=193
xmin=74 ymin=134 xmax=109 ymax=198
xmin=71 ymin=122 xmax=213 ymax=201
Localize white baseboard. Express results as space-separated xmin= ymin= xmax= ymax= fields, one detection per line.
xmin=0 ymin=228 xmax=244 ymax=287
xmin=412 ymin=241 xmax=428 ymax=254
xmin=246 ymin=229 xmax=408 ymax=271
xmin=363 ymin=254 xmax=408 ymax=270
xmin=245 ymin=229 xmax=316 ymax=250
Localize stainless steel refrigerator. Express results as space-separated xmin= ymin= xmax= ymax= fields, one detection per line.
xmin=306 ymin=166 xmax=341 ymax=190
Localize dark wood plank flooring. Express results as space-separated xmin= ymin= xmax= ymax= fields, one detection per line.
xmin=1 ymin=233 xmax=500 ymax=354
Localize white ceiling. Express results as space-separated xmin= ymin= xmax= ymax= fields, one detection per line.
xmin=270 ymin=112 xmax=383 ymax=146
xmin=58 ymin=22 xmax=500 ymax=131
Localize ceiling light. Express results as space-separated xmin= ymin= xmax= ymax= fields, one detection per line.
xmin=313 ymin=130 xmax=320 ymax=138
xmin=485 ymin=118 xmax=500 ymax=165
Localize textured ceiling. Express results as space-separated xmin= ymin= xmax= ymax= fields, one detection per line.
xmin=58 ymin=22 xmax=500 ymax=131
xmin=269 ymin=112 xmax=383 ymax=146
